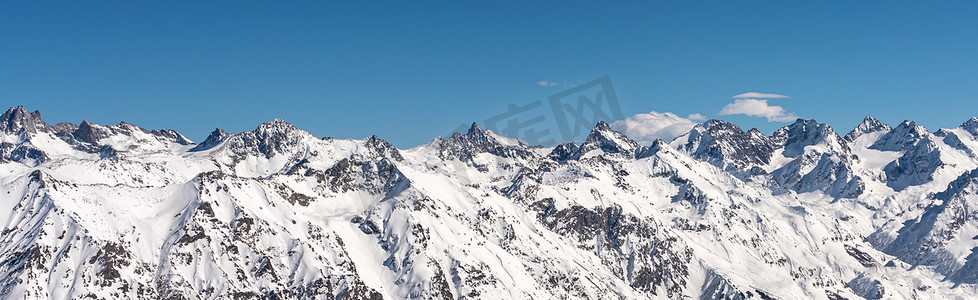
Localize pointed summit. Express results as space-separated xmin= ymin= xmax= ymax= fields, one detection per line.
xmin=845 ymin=115 xmax=892 ymax=142
xmin=577 ymin=121 xmax=640 ymax=157
xmin=73 ymin=120 xmax=111 ymax=144
xmin=364 ymin=134 xmax=403 ymax=161
xmin=1 ymin=106 xmax=47 ymax=134
xmin=191 ymin=128 xmax=230 ymax=151
xmin=439 ymin=121 xmax=532 ymax=161
xmin=150 ymin=129 xmax=194 ymax=145
xmin=960 ymin=117 xmax=978 ymax=136
xmin=466 ymin=122 xmax=484 ymax=135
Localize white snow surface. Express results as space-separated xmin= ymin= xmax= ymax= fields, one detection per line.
xmin=2 ymin=110 xmax=978 ymax=299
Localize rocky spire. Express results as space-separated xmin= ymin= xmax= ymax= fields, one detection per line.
xmin=191 ymin=128 xmax=230 ymax=151
xmin=72 ymin=120 xmax=112 ymax=144
xmin=844 ymin=115 xmax=892 ymax=142
xmin=577 ymin=121 xmax=640 ymax=157
xmin=0 ymin=106 xmax=47 ymax=134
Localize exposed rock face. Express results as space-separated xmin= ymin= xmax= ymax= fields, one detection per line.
xmin=883 ymin=137 xmax=944 ymax=190
xmin=3 ymin=106 xmax=978 ymax=299
xmin=575 ymin=121 xmax=641 ymax=158
xmin=672 ymin=119 xmax=775 ymax=170
xmin=845 ymin=115 xmax=892 ymax=142
xmin=192 ymin=128 xmax=230 ymax=151
xmin=869 ymin=168 xmax=978 ymax=284
xmin=0 ymin=106 xmax=47 ymax=134
xmin=438 ymin=122 xmax=535 ymax=161
xmin=872 ymin=120 xmax=930 ymax=152
xmin=962 ymin=117 xmax=978 ymax=137
xmin=767 ymin=119 xmax=863 ymax=197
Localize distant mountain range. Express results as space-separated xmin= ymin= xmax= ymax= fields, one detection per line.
xmin=2 ymin=105 xmax=978 ymax=299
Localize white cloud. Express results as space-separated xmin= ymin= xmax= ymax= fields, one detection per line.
xmin=718 ymin=99 xmax=798 ymax=122
xmin=611 ymin=111 xmax=701 ymax=145
xmin=686 ymin=113 xmax=706 ymax=121
xmin=537 ymin=81 xmax=559 ymax=87
xmin=731 ymin=92 xmax=790 ymax=99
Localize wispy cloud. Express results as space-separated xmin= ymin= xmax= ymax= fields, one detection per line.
xmin=611 ymin=111 xmax=703 ymax=145
xmin=686 ymin=113 xmax=706 ymax=121
xmin=536 ymin=80 xmax=559 ymax=87
xmin=718 ymin=99 xmax=798 ymax=122
xmin=732 ymin=92 xmax=790 ymax=99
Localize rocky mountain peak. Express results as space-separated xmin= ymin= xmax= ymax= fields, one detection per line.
xmin=577 ymin=121 xmax=640 ymax=157
xmin=73 ymin=120 xmax=112 ymax=145
xmin=773 ymin=119 xmax=850 ymax=158
xmin=365 ymin=135 xmax=403 ymax=161
xmin=673 ymin=119 xmax=774 ymax=169
xmin=960 ymin=117 xmax=978 ymax=136
xmin=440 ymin=122 xmax=532 ymax=161
xmin=594 ymin=120 xmax=612 ymax=130
xmin=0 ymin=106 xmax=47 ymax=134
xmin=773 ymin=119 xmax=832 ymax=142
xmin=845 ymin=115 xmax=892 ymax=141
xmin=455 ymin=122 xmax=496 ymax=143
xmin=244 ymin=119 xmax=314 ymax=157
xmin=635 ymin=139 xmax=669 ymax=159
xmin=466 ymin=122 xmax=484 ymax=135
xmin=151 ymin=129 xmax=194 ymax=145
xmin=871 ymin=120 xmax=929 ymax=152
xmin=190 ymin=128 xmax=229 ymax=151
xmin=547 ymin=142 xmax=581 ymax=162
xmin=254 ymin=118 xmax=301 ymax=136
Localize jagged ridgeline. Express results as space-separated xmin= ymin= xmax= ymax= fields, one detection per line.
xmin=3 ymin=105 xmax=978 ymax=299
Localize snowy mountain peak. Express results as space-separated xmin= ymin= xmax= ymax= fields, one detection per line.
xmin=635 ymin=138 xmax=668 ymax=159
xmin=466 ymin=121 xmax=484 ymax=135
xmin=253 ymin=118 xmax=311 ymax=138
xmin=845 ymin=115 xmax=892 ymax=142
xmin=746 ymin=127 xmax=763 ymax=137
xmin=547 ymin=142 xmax=581 ymax=162
xmin=236 ymin=119 xmax=313 ymax=158
xmin=870 ymin=167 xmax=978 ymax=284
xmin=871 ymin=120 xmax=929 ymax=152
xmin=577 ymin=121 xmax=640 ymax=158
xmin=671 ymin=119 xmax=774 ymax=169
xmin=0 ymin=105 xmax=47 ymax=134
xmin=191 ymin=128 xmax=229 ymax=151
xmin=253 ymin=118 xmax=302 ymax=136
xmin=6 ymin=110 xmax=978 ymax=299
xmin=701 ymin=118 xmax=731 ymax=129
xmin=364 ymin=134 xmax=404 ymax=161
xmin=73 ymin=120 xmax=112 ymax=145
xmin=772 ymin=119 xmax=852 ymax=158
xmin=960 ymin=117 xmax=978 ymax=136
xmin=594 ymin=120 xmax=612 ymax=130
xmin=438 ymin=121 xmax=532 ymax=161
xmin=768 ymin=119 xmax=864 ymax=197
xmin=457 ymin=122 xmax=505 ymax=143
xmin=150 ymin=129 xmax=194 ymax=145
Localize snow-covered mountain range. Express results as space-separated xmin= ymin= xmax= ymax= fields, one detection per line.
xmin=2 ymin=105 xmax=978 ymax=299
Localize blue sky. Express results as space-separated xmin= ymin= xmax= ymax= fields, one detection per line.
xmin=3 ymin=1 xmax=978 ymax=147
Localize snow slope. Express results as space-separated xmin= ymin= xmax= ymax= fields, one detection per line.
xmin=2 ymin=105 xmax=978 ymax=299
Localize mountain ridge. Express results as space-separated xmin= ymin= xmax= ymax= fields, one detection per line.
xmin=2 ymin=105 xmax=978 ymax=299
